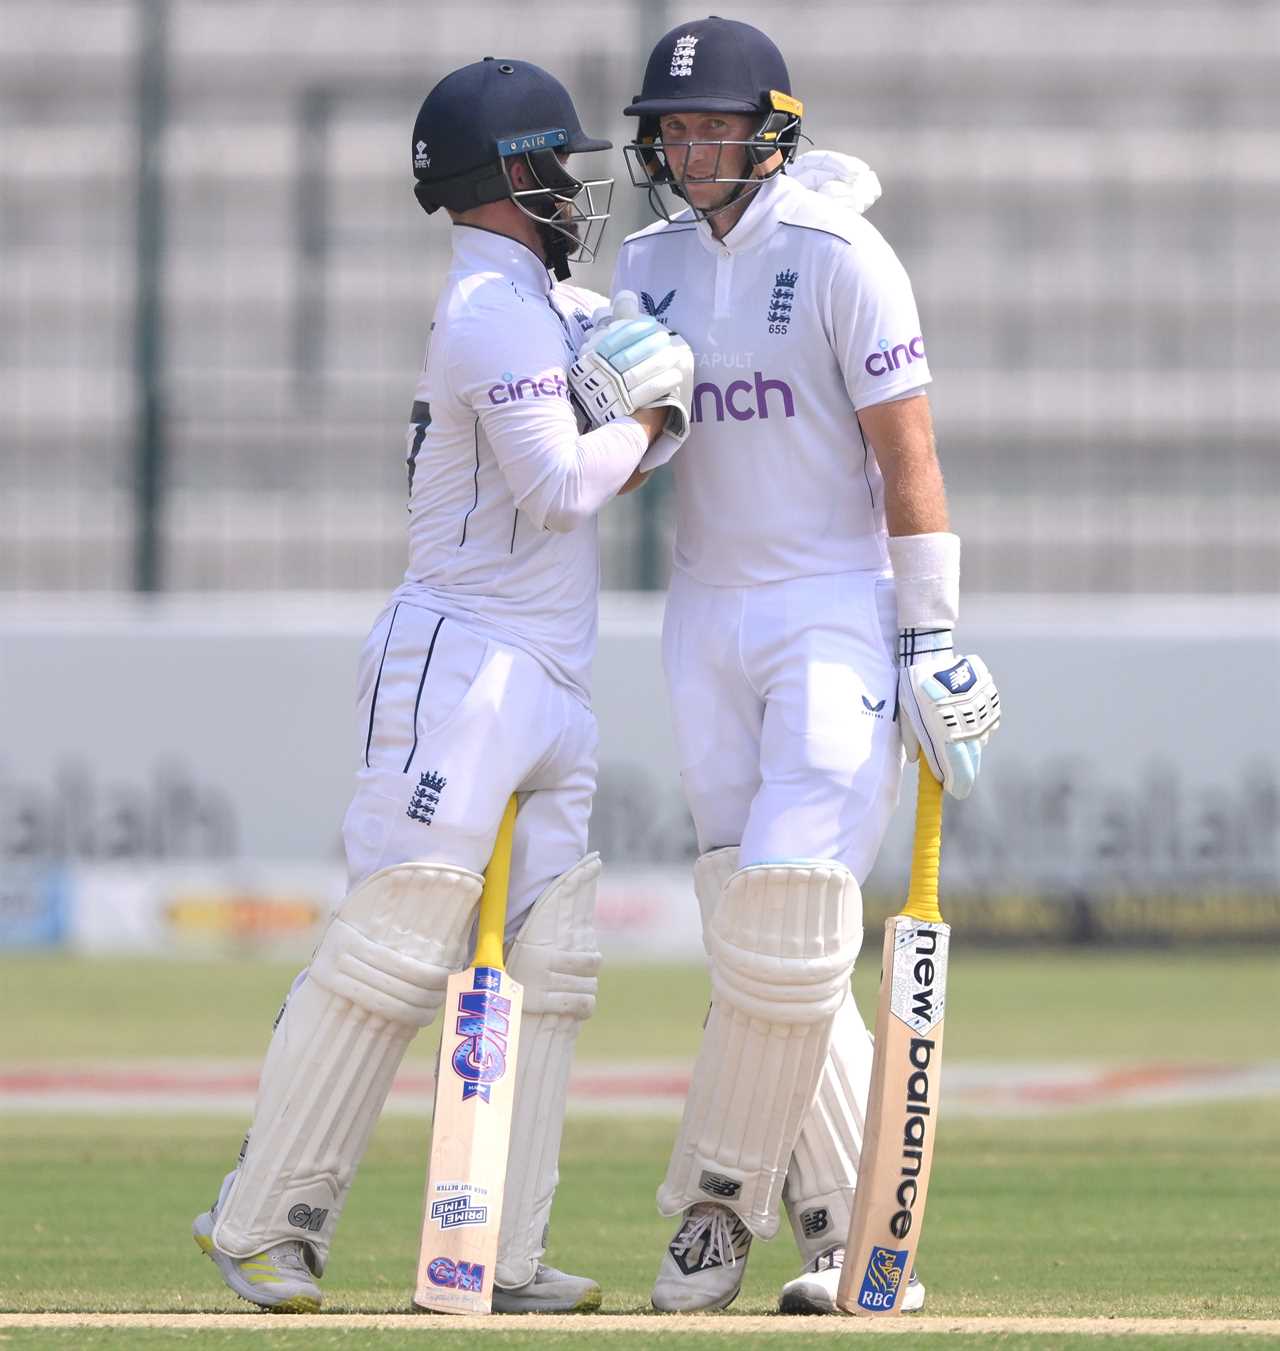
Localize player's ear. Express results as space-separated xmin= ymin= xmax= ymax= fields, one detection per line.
xmin=507 ymin=157 xmax=534 ymax=192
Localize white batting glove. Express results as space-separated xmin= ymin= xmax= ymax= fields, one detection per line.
xmin=789 ymin=149 xmax=882 ymax=215
xmin=600 ymin=292 xmax=694 ymax=454
xmin=569 ymin=291 xmax=692 ymax=441
xmin=897 ymin=630 xmax=1001 ymax=800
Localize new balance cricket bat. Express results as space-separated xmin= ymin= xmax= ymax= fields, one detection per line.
xmin=414 ymin=795 xmax=521 ymax=1315
xmin=836 ymin=764 xmax=948 ymax=1316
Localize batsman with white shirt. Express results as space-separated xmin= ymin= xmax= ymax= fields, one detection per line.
xmin=606 ymin=16 xmax=1002 ymax=1315
xmin=191 ymin=57 xmax=693 ymax=1315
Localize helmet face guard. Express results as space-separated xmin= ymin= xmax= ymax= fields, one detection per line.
xmin=624 ymin=93 xmax=803 ymax=223
xmin=498 ymin=132 xmax=613 ymax=276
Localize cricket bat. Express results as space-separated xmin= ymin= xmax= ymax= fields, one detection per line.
xmin=414 ymin=795 xmax=521 ymax=1315
xmin=836 ymin=763 xmax=948 ymax=1316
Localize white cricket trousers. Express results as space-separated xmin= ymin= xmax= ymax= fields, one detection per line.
xmin=341 ymin=597 xmax=597 ymax=934
xmin=662 ymin=567 xmax=904 ymax=879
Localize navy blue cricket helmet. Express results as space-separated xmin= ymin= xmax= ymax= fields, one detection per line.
xmin=623 ymin=17 xmax=804 ymax=221
xmin=412 ymin=58 xmax=614 ymax=277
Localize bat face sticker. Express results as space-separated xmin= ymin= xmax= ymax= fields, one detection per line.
xmin=856 ymin=1244 xmax=908 ymax=1310
xmin=450 ymin=977 xmax=513 ymax=1102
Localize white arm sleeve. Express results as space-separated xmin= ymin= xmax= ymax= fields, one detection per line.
xmin=448 ymin=304 xmax=648 ymax=534
xmin=826 ymin=219 xmax=933 ymax=411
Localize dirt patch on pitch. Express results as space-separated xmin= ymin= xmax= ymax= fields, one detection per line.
xmin=4 ymin=1313 xmax=1280 ymax=1335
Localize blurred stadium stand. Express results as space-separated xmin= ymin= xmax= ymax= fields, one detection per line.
xmin=2 ymin=0 xmax=1277 ymax=593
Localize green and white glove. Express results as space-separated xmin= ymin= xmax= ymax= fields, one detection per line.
xmin=571 ymin=291 xmax=694 ymax=456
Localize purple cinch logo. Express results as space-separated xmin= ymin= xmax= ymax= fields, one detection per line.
xmin=864 ymin=336 xmax=926 ymax=377
xmin=487 ymin=370 xmax=569 ymax=404
xmin=691 ymin=372 xmax=796 ymax=424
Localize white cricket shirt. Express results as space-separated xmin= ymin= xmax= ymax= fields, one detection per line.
xmin=399 ymin=225 xmax=648 ymax=701
xmin=613 ymin=172 xmax=932 ymax=586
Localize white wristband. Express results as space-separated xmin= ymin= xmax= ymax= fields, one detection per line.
xmin=887 ymin=531 xmax=961 ymax=630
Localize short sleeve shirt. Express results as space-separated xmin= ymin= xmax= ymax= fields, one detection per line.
xmin=613 ymin=172 xmax=931 ymax=586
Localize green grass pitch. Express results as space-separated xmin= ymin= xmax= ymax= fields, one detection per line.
xmin=2 ymin=953 xmax=1278 ymax=1348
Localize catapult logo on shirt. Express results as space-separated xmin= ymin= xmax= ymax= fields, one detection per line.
xmin=864 ymin=335 xmax=926 ymax=377
xmin=691 ymin=372 xmax=796 ymax=423
xmin=487 ymin=370 xmax=570 ymax=405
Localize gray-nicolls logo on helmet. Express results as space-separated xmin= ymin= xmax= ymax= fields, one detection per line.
xmin=410 ymin=57 xmax=614 ymax=280
xmin=623 ymin=16 xmax=804 ymax=223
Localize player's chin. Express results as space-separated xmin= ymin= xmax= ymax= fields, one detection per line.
xmin=683 ymin=181 xmax=737 ymax=213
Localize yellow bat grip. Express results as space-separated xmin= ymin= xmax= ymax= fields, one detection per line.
xmin=473 ymin=795 xmax=517 ymax=971
xmin=902 ymin=762 xmax=944 ymax=924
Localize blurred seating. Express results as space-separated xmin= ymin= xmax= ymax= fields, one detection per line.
xmin=2 ymin=0 xmax=1276 ymax=592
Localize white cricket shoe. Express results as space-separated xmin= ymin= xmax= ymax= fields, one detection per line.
xmin=651 ymin=1203 xmax=754 ymax=1312
xmin=492 ymin=1263 xmax=602 ymax=1314
xmin=778 ymin=1245 xmax=925 ymax=1315
xmin=192 ymin=1175 xmax=322 ymax=1314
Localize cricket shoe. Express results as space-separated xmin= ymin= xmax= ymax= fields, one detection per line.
xmin=192 ymin=1175 xmax=322 ymax=1314
xmin=651 ymin=1203 xmax=753 ymax=1312
xmin=492 ymin=1263 xmax=602 ymax=1314
xmin=778 ymin=1245 xmax=925 ymax=1315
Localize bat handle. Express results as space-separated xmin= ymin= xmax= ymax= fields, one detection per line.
xmin=473 ymin=795 xmax=518 ymax=971
xmin=903 ymin=762 xmax=944 ymax=924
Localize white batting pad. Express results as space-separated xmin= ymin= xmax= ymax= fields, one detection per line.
xmin=693 ymin=847 xmax=874 ymax=1259
xmin=658 ymin=862 xmax=863 ymax=1239
xmin=213 ymin=862 xmax=482 ymax=1268
xmin=495 ymin=854 xmax=602 ymax=1289
xmin=783 ymin=989 xmax=875 ymax=1263
xmin=692 ymin=846 xmax=739 ymax=944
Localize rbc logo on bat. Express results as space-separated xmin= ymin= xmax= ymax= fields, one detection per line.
xmin=856 ymin=1245 xmax=908 ymax=1310
xmin=450 ymin=970 xmax=512 ymax=1103
xmin=427 ymin=1256 xmax=485 ymax=1291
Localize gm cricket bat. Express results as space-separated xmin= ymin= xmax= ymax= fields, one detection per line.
xmin=836 ymin=763 xmax=948 ymax=1316
xmin=414 ymin=795 xmax=521 ymax=1315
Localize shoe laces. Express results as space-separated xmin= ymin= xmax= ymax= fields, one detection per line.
xmin=671 ymin=1203 xmax=747 ymax=1271
xmin=809 ymin=1244 xmax=844 ymax=1274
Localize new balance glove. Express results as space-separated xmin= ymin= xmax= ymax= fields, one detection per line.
xmin=569 ymin=292 xmax=692 ymax=442
xmin=897 ymin=630 xmax=1001 ymax=800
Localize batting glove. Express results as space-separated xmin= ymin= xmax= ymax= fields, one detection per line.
xmin=789 ymin=149 xmax=882 ymax=215
xmin=570 ymin=292 xmax=693 ymax=447
xmin=897 ymin=630 xmax=1001 ymax=800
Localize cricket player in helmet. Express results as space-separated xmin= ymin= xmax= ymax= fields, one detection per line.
xmin=191 ymin=57 xmax=693 ymax=1316
xmin=611 ymin=16 xmax=1001 ymax=1316
xmin=411 ymin=57 xmax=614 ymax=280
xmin=623 ymin=16 xmax=803 ymax=223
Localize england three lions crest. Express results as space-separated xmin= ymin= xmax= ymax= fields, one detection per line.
xmin=767 ymin=269 xmax=798 ymax=333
